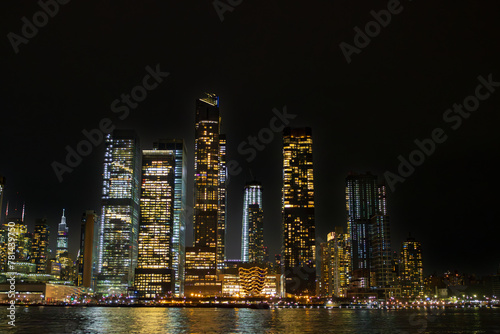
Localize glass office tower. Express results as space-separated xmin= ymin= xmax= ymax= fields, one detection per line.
xmin=185 ymin=93 xmax=225 ymax=296
xmin=346 ymin=173 xmax=393 ymax=289
xmin=153 ymin=139 xmax=187 ymax=297
xmin=134 ymin=149 xmax=176 ymax=299
xmin=97 ymin=130 xmax=141 ymax=296
xmin=241 ymin=181 xmax=263 ymax=263
xmin=282 ymin=127 xmax=316 ymax=296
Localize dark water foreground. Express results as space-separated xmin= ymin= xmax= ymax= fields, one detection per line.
xmin=0 ymin=306 xmax=499 ymax=333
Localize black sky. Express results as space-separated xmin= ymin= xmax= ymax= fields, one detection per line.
xmin=1 ymin=0 xmax=499 ymax=276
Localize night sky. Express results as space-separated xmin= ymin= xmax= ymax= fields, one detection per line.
xmin=1 ymin=1 xmax=499 ymax=277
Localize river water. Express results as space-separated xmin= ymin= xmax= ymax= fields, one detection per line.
xmin=0 ymin=306 xmax=498 ymax=333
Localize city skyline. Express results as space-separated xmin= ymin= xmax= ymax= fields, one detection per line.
xmin=0 ymin=109 xmax=497 ymax=278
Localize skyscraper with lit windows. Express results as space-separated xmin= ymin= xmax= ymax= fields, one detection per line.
xmin=241 ymin=181 xmax=263 ymax=263
xmin=32 ymin=219 xmax=49 ymax=274
xmin=134 ymin=149 xmax=176 ymax=299
xmin=282 ymin=127 xmax=316 ymax=296
xmin=185 ymin=93 xmax=225 ymax=296
xmin=96 ymin=130 xmax=141 ymax=295
xmin=370 ymin=185 xmax=394 ymax=288
xmin=56 ymin=209 xmax=69 ymax=261
xmin=400 ymin=236 xmax=423 ymax=298
xmin=248 ymin=204 xmax=264 ymax=264
xmin=218 ymin=134 xmax=227 ymax=271
xmin=153 ymin=139 xmax=187 ymax=297
xmin=345 ymin=172 xmax=393 ymax=290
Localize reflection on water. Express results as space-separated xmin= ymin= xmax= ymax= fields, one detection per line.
xmin=0 ymin=306 xmax=499 ymax=333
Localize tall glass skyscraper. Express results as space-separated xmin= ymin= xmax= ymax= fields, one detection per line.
xmin=185 ymin=93 xmax=225 ymax=296
xmin=282 ymin=127 xmax=316 ymax=295
xmin=345 ymin=172 xmax=392 ymax=289
xmin=134 ymin=149 xmax=176 ymax=299
xmin=56 ymin=209 xmax=69 ymax=260
xmin=97 ymin=130 xmax=141 ymax=296
xmin=154 ymin=139 xmax=187 ymax=297
xmin=241 ymin=181 xmax=263 ymax=262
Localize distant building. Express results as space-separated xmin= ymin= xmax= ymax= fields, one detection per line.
xmin=248 ymin=204 xmax=264 ymax=264
xmin=241 ymin=181 xmax=263 ymax=263
xmin=32 ymin=219 xmax=49 ymax=274
xmin=282 ymin=127 xmax=316 ymax=296
xmin=96 ymin=130 xmax=141 ymax=296
xmin=400 ymin=236 xmax=424 ymax=298
xmin=77 ymin=211 xmax=99 ymax=289
xmin=319 ymin=227 xmax=351 ymax=298
xmin=56 ymin=210 xmax=69 ymax=261
xmin=0 ymin=221 xmax=32 ymax=271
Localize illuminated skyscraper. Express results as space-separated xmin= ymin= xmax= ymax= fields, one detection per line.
xmin=134 ymin=149 xmax=176 ymax=299
xmin=248 ymin=204 xmax=264 ymax=264
xmin=186 ymin=93 xmax=225 ymax=296
xmin=345 ymin=173 xmax=393 ymax=289
xmin=346 ymin=173 xmax=377 ymax=288
xmin=282 ymin=127 xmax=316 ymax=296
xmin=218 ymin=134 xmax=227 ymax=271
xmin=400 ymin=236 xmax=424 ymax=298
xmin=370 ymin=185 xmax=394 ymax=288
xmin=56 ymin=209 xmax=69 ymax=261
xmin=77 ymin=211 xmax=99 ymax=289
xmin=328 ymin=228 xmax=351 ymax=297
xmin=97 ymin=130 xmax=141 ymax=295
xmin=153 ymin=139 xmax=187 ymax=297
xmin=32 ymin=219 xmax=49 ymax=274
xmin=241 ymin=181 xmax=263 ymax=262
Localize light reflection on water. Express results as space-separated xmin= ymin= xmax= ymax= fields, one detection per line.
xmin=0 ymin=306 xmax=499 ymax=333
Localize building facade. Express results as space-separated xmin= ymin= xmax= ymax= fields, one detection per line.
xmin=77 ymin=210 xmax=99 ymax=289
xmin=133 ymin=149 xmax=177 ymax=299
xmin=56 ymin=209 xmax=69 ymax=261
xmin=346 ymin=172 xmax=393 ymax=290
xmin=186 ymin=93 xmax=225 ymax=296
xmin=241 ymin=181 xmax=263 ymax=263
xmin=153 ymin=139 xmax=187 ymax=297
xmin=96 ymin=130 xmax=141 ymax=295
xmin=282 ymin=127 xmax=316 ymax=296
xmin=32 ymin=219 xmax=49 ymax=274
xmin=400 ymin=236 xmax=424 ymax=298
